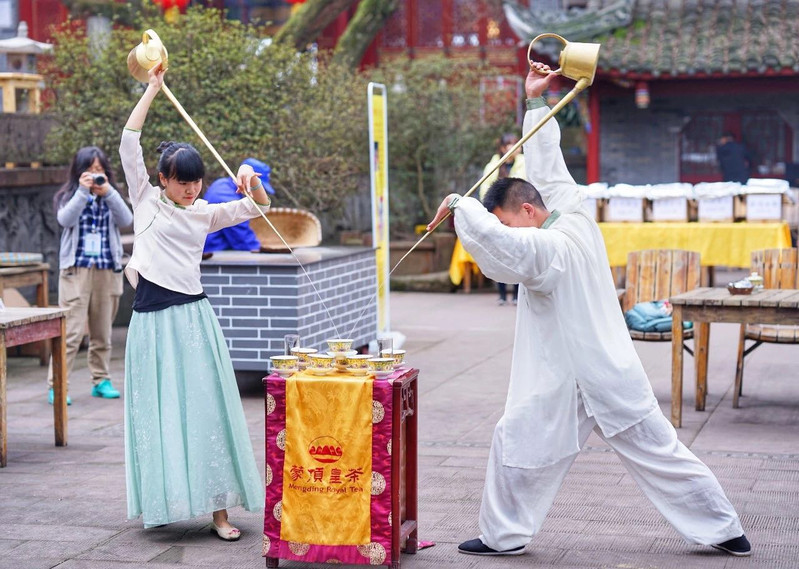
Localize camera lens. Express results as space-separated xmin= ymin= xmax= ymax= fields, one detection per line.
xmin=92 ymin=174 xmax=106 ymax=185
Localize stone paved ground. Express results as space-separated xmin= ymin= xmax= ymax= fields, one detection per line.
xmin=2 ymin=287 xmax=799 ymax=569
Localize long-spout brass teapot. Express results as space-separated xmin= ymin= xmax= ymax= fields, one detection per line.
xmin=127 ymin=29 xmax=168 ymax=82
xmin=528 ymin=33 xmax=599 ymax=85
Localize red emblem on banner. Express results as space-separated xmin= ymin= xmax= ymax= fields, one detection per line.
xmin=308 ymin=436 xmax=343 ymax=463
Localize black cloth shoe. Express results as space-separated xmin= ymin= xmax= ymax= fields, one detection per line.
xmin=712 ymin=534 xmax=752 ymax=557
xmin=458 ymin=538 xmax=524 ymax=556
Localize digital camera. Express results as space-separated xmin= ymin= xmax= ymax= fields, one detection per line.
xmin=92 ymin=174 xmax=106 ymax=186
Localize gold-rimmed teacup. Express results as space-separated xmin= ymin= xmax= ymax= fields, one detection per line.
xmin=308 ymin=353 xmax=335 ymax=369
xmin=346 ymin=354 xmax=373 ymax=375
xmin=367 ymin=357 xmax=394 ymax=373
xmin=269 ymin=355 xmax=299 ymax=377
xmin=380 ymin=349 xmax=406 ymax=367
xmin=327 ymin=338 xmax=354 ymax=353
xmin=290 ymin=347 xmax=318 ymax=369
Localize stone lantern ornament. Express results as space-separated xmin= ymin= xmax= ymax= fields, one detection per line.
xmin=0 ymin=21 xmax=53 ymax=113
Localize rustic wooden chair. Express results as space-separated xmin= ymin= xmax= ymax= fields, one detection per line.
xmin=621 ymin=249 xmax=701 ymax=352
xmin=734 ymin=248 xmax=799 ymax=408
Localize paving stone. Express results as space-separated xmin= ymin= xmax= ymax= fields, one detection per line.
xmin=2 ymin=291 xmax=798 ymax=568
xmin=0 ymin=558 xmax=66 ymax=569
xmin=0 ymin=524 xmax=117 ymax=543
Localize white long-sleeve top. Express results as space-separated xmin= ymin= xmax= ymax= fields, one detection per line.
xmin=453 ymin=106 xmax=659 ymax=469
xmin=119 ymin=129 xmax=269 ymax=294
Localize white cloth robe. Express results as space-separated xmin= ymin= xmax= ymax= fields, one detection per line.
xmin=453 ymin=106 xmax=659 ymax=469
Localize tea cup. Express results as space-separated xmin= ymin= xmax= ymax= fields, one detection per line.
xmin=367 ymin=357 xmax=394 ymax=373
xmin=380 ymin=348 xmax=406 ymax=367
xmin=308 ymin=353 xmax=335 ymax=370
xmin=290 ymin=347 xmax=318 ymax=368
xmin=270 ymin=355 xmax=299 ymax=377
xmin=327 ymin=338 xmax=354 ymax=353
xmin=346 ymin=354 xmax=373 ymax=375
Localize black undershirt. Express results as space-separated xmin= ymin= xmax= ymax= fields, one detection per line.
xmin=132 ymin=275 xmax=207 ymax=313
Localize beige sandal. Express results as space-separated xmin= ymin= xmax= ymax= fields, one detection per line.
xmin=211 ymin=523 xmax=241 ymax=541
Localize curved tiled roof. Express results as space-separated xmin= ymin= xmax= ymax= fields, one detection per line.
xmin=591 ymin=0 xmax=799 ymax=77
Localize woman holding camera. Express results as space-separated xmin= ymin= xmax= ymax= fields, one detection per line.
xmin=50 ymin=146 xmax=133 ymax=405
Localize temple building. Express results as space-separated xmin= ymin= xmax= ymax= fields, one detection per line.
xmin=6 ymin=0 xmax=799 ymax=185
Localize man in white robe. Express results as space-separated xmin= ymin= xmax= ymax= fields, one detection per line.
xmin=426 ymin=62 xmax=751 ymax=558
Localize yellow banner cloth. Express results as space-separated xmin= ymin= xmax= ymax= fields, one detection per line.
xmin=599 ymin=222 xmax=791 ymax=267
xmin=281 ymin=372 xmax=373 ymax=546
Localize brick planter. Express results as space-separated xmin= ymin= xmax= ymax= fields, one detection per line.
xmin=200 ymin=247 xmax=377 ymax=371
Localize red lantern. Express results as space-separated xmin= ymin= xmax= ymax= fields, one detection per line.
xmin=152 ymin=0 xmax=190 ymax=10
xmin=635 ymin=81 xmax=650 ymax=109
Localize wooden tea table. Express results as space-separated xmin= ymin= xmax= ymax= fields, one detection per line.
xmin=669 ymin=287 xmax=799 ymax=428
xmin=264 ymin=367 xmax=418 ymax=568
xmin=0 ymin=262 xmax=51 ymax=364
xmin=0 ymin=306 xmax=68 ymax=467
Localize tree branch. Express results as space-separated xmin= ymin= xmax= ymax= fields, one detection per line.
xmin=332 ymin=0 xmax=401 ymax=69
xmin=274 ymin=0 xmax=359 ymax=51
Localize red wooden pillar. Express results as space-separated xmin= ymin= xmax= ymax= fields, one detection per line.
xmin=586 ymin=82 xmax=601 ymax=183
xmin=477 ymin=0 xmax=487 ymax=60
xmin=19 ymin=0 xmax=67 ymax=42
xmin=407 ymin=0 xmax=418 ymax=58
xmin=441 ymin=0 xmax=453 ymax=52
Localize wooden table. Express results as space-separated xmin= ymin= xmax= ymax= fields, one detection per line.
xmin=669 ymin=288 xmax=799 ymax=428
xmin=264 ymin=368 xmax=418 ymax=568
xmin=0 ymin=263 xmax=51 ymax=364
xmin=0 ymin=306 xmax=68 ymax=467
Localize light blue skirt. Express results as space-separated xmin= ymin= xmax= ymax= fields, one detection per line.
xmin=124 ymin=299 xmax=264 ymax=528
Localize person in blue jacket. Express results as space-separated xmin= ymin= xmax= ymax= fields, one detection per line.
xmin=203 ymin=158 xmax=275 ymax=253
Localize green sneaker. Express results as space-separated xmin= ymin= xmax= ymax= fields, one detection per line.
xmin=47 ymin=388 xmax=72 ymax=406
xmin=92 ymin=379 xmax=120 ymax=399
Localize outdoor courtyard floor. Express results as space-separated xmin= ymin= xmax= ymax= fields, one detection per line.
xmin=2 ymin=289 xmax=798 ymax=569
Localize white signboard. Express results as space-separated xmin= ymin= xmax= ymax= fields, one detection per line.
xmin=606 ymin=197 xmax=644 ymax=222
xmin=746 ymin=194 xmax=782 ymax=221
xmin=698 ymin=196 xmax=734 ymax=221
xmin=651 ymin=197 xmax=688 ymax=221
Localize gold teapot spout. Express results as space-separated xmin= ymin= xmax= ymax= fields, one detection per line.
xmin=127 ymin=29 xmax=168 ymax=82
xmin=528 ymin=33 xmax=600 ymax=85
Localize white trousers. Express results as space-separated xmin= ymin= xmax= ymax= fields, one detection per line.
xmin=479 ymin=396 xmax=744 ymax=551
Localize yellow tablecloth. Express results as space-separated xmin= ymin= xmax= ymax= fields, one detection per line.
xmin=599 ymin=222 xmax=792 ymax=267
xmin=448 ymin=239 xmax=480 ymax=285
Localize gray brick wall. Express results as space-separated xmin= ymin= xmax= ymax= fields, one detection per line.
xmin=200 ymin=248 xmax=377 ymax=372
xmin=599 ymin=91 xmax=799 ymax=185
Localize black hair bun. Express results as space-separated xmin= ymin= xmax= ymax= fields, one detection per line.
xmin=156 ymin=141 xmax=175 ymax=154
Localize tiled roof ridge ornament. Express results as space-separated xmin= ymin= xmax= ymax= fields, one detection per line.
xmin=503 ymin=0 xmax=634 ymax=58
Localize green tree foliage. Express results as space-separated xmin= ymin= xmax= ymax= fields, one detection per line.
xmin=370 ymin=57 xmax=515 ymax=234
xmin=43 ymin=5 xmax=368 ymax=216
xmin=43 ymin=5 xmax=517 ymax=236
